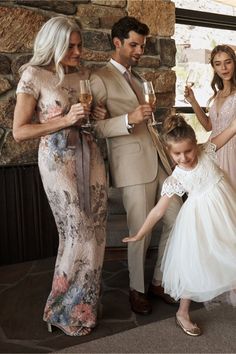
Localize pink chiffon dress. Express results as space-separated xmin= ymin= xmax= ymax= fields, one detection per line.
xmin=209 ymin=92 xmax=236 ymax=189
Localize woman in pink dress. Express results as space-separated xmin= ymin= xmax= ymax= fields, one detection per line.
xmin=184 ymin=45 xmax=236 ymax=188
xmin=13 ymin=17 xmax=107 ymax=337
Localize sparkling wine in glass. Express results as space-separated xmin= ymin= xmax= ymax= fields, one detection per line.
xmin=186 ymin=70 xmax=197 ymax=88
xmin=79 ymin=79 xmax=93 ymax=129
xmin=184 ymin=69 xmax=198 ymax=102
xmin=142 ymin=81 xmax=157 ymax=126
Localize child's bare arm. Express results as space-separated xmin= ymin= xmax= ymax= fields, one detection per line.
xmin=122 ymin=195 xmax=171 ymax=243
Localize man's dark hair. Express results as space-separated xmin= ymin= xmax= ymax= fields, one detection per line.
xmin=111 ymin=16 xmax=149 ymax=42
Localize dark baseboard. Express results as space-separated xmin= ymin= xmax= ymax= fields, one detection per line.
xmin=104 ymin=246 xmax=158 ymax=261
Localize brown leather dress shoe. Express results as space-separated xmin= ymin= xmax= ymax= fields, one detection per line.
xmin=129 ymin=289 xmax=152 ymax=315
xmin=148 ymin=284 xmax=178 ymax=305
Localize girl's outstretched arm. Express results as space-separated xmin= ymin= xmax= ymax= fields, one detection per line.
xmin=212 ymin=118 xmax=236 ymax=150
xmin=122 ymin=195 xmax=171 ymax=243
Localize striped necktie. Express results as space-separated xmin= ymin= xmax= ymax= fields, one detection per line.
xmin=123 ymin=70 xmax=144 ymax=104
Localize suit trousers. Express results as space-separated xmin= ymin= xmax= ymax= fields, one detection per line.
xmin=121 ymin=163 xmax=182 ymax=293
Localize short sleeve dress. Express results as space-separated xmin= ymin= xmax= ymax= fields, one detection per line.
xmin=160 ymin=142 xmax=236 ymax=302
xmin=16 ymin=66 xmax=107 ymax=329
xmin=209 ymin=92 xmax=236 ymax=188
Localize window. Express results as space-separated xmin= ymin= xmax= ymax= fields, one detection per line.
xmin=174 ymin=0 xmax=236 ymax=16
xmin=172 ymin=0 xmax=236 ymax=142
xmin=174 ymin=23 xmax=236 ymax=108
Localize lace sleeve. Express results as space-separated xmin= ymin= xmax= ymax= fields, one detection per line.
xmin=202 ymin=141 xmax=217 ymax=161
xmin=161 ymin=175 xmax=186 ymax=197
xmin=16 ymin=66 xmax=40 ymax=100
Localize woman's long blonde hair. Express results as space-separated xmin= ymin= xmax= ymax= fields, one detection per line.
xmin=20 ymin=16 xmax=82 ymax=85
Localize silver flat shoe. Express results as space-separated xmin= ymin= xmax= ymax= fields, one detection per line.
xmin=47 ymin=322 xmax=92 ymax=337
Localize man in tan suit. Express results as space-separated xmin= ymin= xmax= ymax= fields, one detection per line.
xmin=90 ymin=16 xmax=182 ymax=315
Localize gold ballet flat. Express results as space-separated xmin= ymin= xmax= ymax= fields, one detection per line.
xmin=176 ymin=316 xmax=202 ymax=337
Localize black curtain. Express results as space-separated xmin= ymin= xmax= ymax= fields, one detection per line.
xmin=0 ymin=164 xmax=58 ymax=265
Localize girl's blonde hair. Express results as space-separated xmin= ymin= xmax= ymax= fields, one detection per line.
xmin=20 ymin=16 xmax=82 ymax=85
xmin=162 ymin=114 xmax=197 ymax=148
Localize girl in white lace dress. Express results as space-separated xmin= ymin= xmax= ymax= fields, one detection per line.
xmin=123 ymin=114 xmax=236 ymax=337
xmin=185 ymin=45 xmax=236 ymax=188
xmin=13 ymin=17 xmax=107 ymax=337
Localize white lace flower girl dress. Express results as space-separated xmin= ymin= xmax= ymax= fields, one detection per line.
xmin=161 ymin=142 xmax=236 ymax=302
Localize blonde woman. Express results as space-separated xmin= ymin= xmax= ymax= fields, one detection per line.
xmin=13 ymin=16 xmax=107 ymax=336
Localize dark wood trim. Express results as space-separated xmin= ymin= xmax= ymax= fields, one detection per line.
xmin=175 ymin=8 xmax=236 ymax=31
xmin=174 ymin=106 xmax=208 ymax=114
xmin=104 ymin=247 xmax=158 ymax=261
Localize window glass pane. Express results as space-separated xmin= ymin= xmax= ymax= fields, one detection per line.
xmin=184 ymin=113 xmax=211 ymax=144
xmin=173 ymin=0 xmax=236 ymax=16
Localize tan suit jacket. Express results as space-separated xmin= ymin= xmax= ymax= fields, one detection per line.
xmin=90 ymin=63 xmax=182 ymax=293
xmin=90 ymin=62 xmax=171 ymax=188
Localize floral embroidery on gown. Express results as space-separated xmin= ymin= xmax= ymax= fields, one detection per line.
xmin=160 ymin=142 xmax=236 ymax=302
xmin=16 ymin=66 xmax=107 ymax=329
xmin=209 ymin=92 xmax=236 ymax=188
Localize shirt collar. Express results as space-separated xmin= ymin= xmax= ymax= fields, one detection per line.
xmin=110 ymin=58 xmax=131 ymax=75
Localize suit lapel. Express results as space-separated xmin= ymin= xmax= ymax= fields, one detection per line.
xmin=106 ymin=63 xmax=140 ymax=102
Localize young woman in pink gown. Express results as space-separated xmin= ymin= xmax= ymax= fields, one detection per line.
xmin=13 ymin=17 xmax=107 ymax=337
xmin=185 ymin=45 xmax=236 ymax=189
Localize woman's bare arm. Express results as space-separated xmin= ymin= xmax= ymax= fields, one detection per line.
xmin=13 ymin=93 xmax=90 ymax=142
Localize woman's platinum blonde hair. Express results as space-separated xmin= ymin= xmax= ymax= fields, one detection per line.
xmin=20 ymin=16 xmax=82 ymax=85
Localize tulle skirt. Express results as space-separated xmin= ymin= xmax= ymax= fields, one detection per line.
xmin=161 ymin=178 xmax=236 ymax=303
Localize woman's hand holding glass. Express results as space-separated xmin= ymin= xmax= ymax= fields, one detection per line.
xmin=184 ymin=85 xmax=196 ymax=104
xmin=184 ymin=70 xmax=197 ymax=104
xmin=64 ymin=102 xmax=91 ymax=128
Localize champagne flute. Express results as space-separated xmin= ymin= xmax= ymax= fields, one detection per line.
xmin=186 ymin=69 xmax=197 ymax=88
xmin=142 ymin=81 xmax=157 ymax=126
xmin=184 ymin=69 xmax=197 ymax=103
xmin=79 ymin=79 xmax=93 ymax=129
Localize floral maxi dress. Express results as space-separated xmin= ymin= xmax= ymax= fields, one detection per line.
xmin=16 ymin=66 xmax=107 ymax=329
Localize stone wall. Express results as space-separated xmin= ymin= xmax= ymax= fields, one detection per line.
xmin=0 ymin=0 xmax=176 ymax=165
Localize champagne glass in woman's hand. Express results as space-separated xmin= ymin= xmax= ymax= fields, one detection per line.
xmin=142 ymin=81 xmax=157 ymax=126
xmin=184 ymin=69 xmax=197 ymax=103
xmin=79 ymin=79 xmax=93 ymax=129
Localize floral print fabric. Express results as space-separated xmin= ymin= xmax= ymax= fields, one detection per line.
xmin=16 ymin=66 xmax=107 ymax=328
